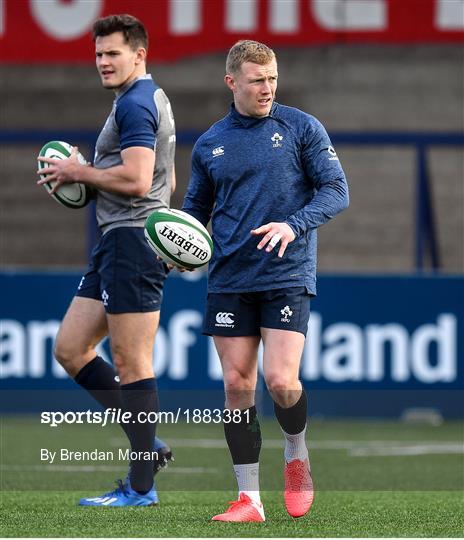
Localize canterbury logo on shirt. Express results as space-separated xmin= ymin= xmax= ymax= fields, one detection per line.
xmin=328 ymin=146 xmax=339 ymax=160
xmin=212 ymin=146 xmax=224 ymax=157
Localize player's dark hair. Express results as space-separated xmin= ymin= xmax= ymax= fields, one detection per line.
xmin=92 ymin=14 xmax=148 ymax=52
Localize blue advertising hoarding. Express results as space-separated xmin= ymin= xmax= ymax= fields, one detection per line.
xmin=0 ymin=271 xmax=462 ymax=417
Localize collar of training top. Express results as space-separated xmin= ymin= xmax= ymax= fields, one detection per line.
xmin=229 ymin=101 xmax=278 ymax=127
xmin=115 ymin=74 xmax=153 ymax=101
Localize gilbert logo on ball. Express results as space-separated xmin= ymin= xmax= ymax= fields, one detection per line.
xmin=38 ymin=140 xmax=93 ymax=209
xmin=144 ymin=208 xmax=213 ymax=270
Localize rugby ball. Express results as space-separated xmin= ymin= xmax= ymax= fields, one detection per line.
xmin=144 ymin=208 xmax=213 ymax=270
xmin=38 ymin=141 xmax=93 ymax=209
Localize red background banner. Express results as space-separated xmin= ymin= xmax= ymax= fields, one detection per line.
xmin=1 ymin=0 xmax=463 ymax=64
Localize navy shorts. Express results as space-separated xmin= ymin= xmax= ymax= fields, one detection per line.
xmin=76 ymin=227 xmax=168 ymax=314
xmin=203 ymin=287 xmax=311 ymax=337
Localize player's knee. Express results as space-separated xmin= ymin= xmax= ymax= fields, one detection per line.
xmin=112 ymin=349 xmax=153 ymax=384
xmin=110 ymin=339 xmax=131 ymax=368
xmin=223 ymin=370 xmax=255 ymax=394
xmin=265 ymin=372 xmax=297 ymax=397
xmin=54 ymin=332 xmax=96 ymax=375
xmin=111 ymin=352 xmax=132 ymax=381
xmin=223 ymin=371 xmax=256 ymax=409
xmin=54 ymin=338 xmax=79 ymax=371
xmin=111 ymin=349 xmax=124 ymax=371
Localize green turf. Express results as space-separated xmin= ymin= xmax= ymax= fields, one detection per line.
xmin=2 ymin=490 xmax=463 ymax=537
xmin=1 ymin=417 xmax=463 ymax=537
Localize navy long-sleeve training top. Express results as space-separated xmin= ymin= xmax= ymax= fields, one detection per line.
xmin=182 ymin=102 xmax=349 ymax=295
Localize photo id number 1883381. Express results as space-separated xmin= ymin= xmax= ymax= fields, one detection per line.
xmin=183 ymin=408 xmax=250 ymax=424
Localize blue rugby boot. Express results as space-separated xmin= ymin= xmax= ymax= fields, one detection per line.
xmin=153 ymin=436 xmax=174 ymax=474
xmin=79 ymin=478 xmax=158 ymax=506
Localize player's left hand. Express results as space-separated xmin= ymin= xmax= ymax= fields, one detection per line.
xmin=251 ymin=222 xmax=296 ymax=258
xmin=37 ymin=146 xmax=84 ymax=193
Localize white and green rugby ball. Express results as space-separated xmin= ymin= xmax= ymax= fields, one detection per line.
xmin=144 ymin=208 xmax=213 ymax=270
xmin=38 ymin=140 xmax=93 ymax=209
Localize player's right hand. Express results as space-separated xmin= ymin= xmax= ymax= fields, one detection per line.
xmin=251 ymin=221 xmax=296 ymax=258
xmin=157 ymin=257 xmax=193 ymax=272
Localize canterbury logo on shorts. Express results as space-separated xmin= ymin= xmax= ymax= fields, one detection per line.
xmin=215 ymin=312 xmax=235 ymax=327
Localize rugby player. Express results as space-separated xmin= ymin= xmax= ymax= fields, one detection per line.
xmin=37 ymin=14 xmax=175 ymax=506
xmin=182 ymin=40 xmax=349 ymax=521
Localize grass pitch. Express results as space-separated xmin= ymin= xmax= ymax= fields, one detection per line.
xmin=1 ymin=417 xmax=463 ymax=537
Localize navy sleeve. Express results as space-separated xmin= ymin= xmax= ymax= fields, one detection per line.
xmin=182 ymin=143 xmax=215 ymax=227
xmin=115 ymin=97 xmax=158 ymax=151
xmin=285 ymin=117 xmax=349 ymax=236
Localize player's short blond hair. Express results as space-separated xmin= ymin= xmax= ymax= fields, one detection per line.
xmin=226 ymin=40 xmax=276 ymax=75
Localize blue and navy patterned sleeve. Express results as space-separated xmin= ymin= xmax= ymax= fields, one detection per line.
xmin=115 ymin=96 xmax=158 ymax=151
xmin=285 ymin=116 xmax=349 ymax=236
xmin=182 ymin=141 xmax=215 ymax=227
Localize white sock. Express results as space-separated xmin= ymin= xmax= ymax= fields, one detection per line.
xmin=282 ymin=425 xmax=309 ymax=463
xmin=233 ymin=463 xmax=261 ymax=504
